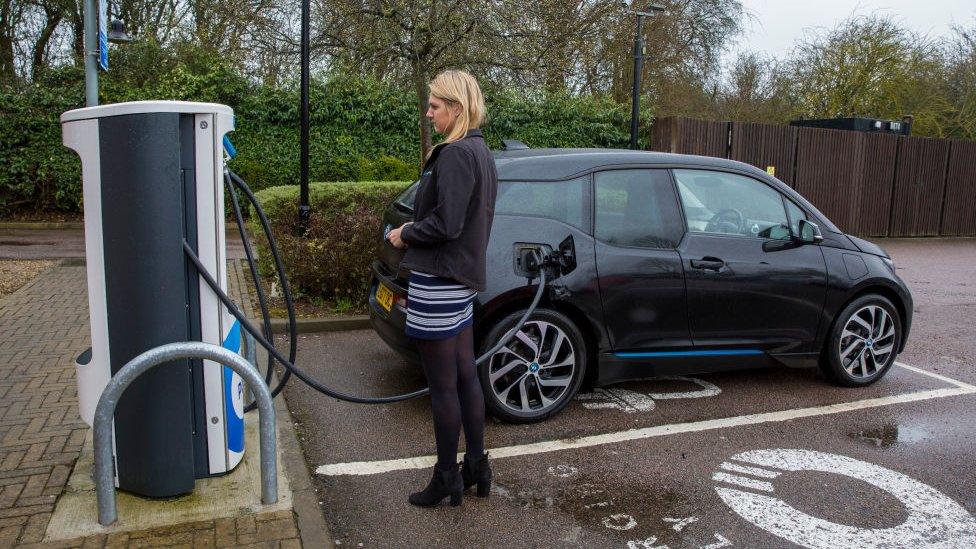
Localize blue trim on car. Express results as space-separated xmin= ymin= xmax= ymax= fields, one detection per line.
xmin=615 ymin=349 xmax=765 ymax=358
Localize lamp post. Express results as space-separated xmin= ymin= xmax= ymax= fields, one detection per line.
xmin=630 ymin=3 xmax=665 ymax=150
xmin=83 ymin=0 xmax=98 ymax=106
xmin=82 ymin=0 xmax=131 ymax=107
xmin=297 ymin=0 xmax=311 ymax=236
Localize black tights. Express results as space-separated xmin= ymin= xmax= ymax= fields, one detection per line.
xmin=415 ymin=323 xmax=485 ymax=469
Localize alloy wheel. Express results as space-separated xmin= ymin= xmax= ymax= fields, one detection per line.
xmin=487 ymin=320 xmax=576 ymax=415
xmin=838 ymin=305 xmax=897 ymax=379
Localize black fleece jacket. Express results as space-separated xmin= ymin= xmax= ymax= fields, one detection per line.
xmin=399 ymin=129 xmax=498 ymax=291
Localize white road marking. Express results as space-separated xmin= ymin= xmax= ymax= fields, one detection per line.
xmin=712 ymin=472 xmax=775 ymax=492
xmin=715 ymin=448 xmax=976 ymax=548
xmin=645 ymin=376 xmax=722 ymax=400
xmin=663 ymin=516 xmax=699 ymax=532
xmin=627 ymin=535 xmax=669 ymax=548
xmin=547 ymin=464 xmax=578 ymax=478
xmin=315 ymin=363 xmax=976 ymax=476
xmin=575 ymin=376 xmax=721 ymax=413
xmin=581 ymin=401 xmax=635 ymax=410
xmin=603 ymin=513 xmax=638 ymax=531
xmin=701 ymin=533 xmax=732 ymax=548
xmin=720 ymin=462 xmax=781 ymax=479
xmin=576 ymin=387 xmax=656 ymax=413
xmin=894 ymin=361 xmax=976 ymax=390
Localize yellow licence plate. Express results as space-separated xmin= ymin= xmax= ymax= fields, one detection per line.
xmin=376 ymin=282 xmax=394 ymax=312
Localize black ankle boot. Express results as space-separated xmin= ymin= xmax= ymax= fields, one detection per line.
xmin=408 ymin=463 xmax=463 ymax=507
xmin=460 ymin=452 xmax=492 ymax=498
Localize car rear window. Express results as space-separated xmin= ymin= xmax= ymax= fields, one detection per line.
xmin=495 ymin=176 xmax=588 ymax=231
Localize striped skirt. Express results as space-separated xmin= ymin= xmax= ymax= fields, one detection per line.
xmin=405 ymin=271 xmax=476 ymax=340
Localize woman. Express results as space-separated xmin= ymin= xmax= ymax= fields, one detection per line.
xmin=386 ymin=69 xmax=498 ymax=507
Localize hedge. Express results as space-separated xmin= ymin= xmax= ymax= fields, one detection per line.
xmin=0 ymin=40 xmax=647 ymax=216
xmin=249 ymin=181 xmax=412 ymax=308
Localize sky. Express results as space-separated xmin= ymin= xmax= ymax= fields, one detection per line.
xmin=726 ymin=0 xmax=976 ymax=62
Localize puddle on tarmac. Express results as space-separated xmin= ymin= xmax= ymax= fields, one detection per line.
xmin=849 ymin=423 xmax=931 ymax=447
xmin=491 ymin=472 xmax=700 ymax=545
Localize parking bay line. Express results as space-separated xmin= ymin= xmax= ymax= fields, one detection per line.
xmin=315 ymin=362 xmax=976 ymax=477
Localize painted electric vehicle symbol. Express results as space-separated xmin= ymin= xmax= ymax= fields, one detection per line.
xmin=575 ymin=376 xmax=721 ymax=413
xmin=713 ymin=448 xmax=976 ymax=548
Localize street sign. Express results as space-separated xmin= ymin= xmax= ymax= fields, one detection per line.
xmin=98 ymin=0 xmax=108 ymax=70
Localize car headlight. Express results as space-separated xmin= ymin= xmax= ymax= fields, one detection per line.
xmin=881 ymin=256 xmax=896 ymax=273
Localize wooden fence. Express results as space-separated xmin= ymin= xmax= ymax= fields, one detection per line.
xmin=650 ymin=117 xmax=976 ymax=237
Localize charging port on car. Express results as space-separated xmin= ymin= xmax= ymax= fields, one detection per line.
xmin=512 ymin=235 xmax=578 ymax=280
xmin=514 ymin=243 xmax=552 ymax=278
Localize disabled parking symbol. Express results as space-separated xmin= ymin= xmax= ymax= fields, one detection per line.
xmin=575 ymin=376 xmax=721 ymax=413
xmin=713 ymin=448 xmax=976 ymax=548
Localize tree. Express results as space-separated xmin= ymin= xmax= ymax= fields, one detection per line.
xmin=715 ymin=52 xmax=792 ymax=123
xmin=316 ymin=0 xmax=544 ymax=159
xmin=943 ymin=20 xmax=976 ymax=139
xmin=1 ymin=0 xmax=26 ymax=80
xmin=785 ymin=13 xmax=951 ymax=135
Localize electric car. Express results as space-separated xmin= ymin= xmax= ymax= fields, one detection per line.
xmin=368 ymin=148 xmax=913 ymax=423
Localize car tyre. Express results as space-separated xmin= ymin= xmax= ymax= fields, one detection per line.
xmin=479 ymin=308 xmax=587 ymax=423
xmin=821 ymin=294 xmax=901 ymax=387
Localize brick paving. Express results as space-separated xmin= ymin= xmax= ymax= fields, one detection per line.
xmin=0 ymin=262 xmax=90 ymax=546
xmin=0 ymin=260 xmax=304 ymax=547
xmin=21 ymin=510 xmax=301 ymax=548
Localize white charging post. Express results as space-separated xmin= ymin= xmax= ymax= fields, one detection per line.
xmin=61 ymin=101 xmax=245 ymax=497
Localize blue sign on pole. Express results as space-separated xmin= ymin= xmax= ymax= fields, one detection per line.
xmin=98 ymin=0 xmax=108 ymax=70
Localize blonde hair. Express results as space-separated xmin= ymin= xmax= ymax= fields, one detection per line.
xmin=428 ymin=70 xmax=486 ymax=148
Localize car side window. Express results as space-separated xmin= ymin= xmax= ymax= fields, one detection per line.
xmin=594 ymin=169 xmax=683 ymax=249
xmin=495 ymin=176 xmax=587 ymax=231
xmin=673 ymin=169 xmax=791 ymax=240
xmin=784 ymin=198 xmax=808 ymax=237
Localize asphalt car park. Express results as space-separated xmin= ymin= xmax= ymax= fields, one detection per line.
xmin=284 ymin=238 xmax=976 ymax=548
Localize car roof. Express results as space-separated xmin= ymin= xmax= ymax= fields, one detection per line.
xmin=490 ymin=147 xmax=841 ymax=234
xmin=492 ymin=148 xmax=768 ymax=181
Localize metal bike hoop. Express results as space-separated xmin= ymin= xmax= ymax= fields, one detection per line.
xmin=92 ymin=341 xmax=277 ymax=526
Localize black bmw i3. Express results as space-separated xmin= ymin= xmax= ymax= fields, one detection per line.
xmin=368 ymin=148 xmax=913 ymax=423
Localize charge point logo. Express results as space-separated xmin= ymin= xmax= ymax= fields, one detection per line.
xmin=232 ymin=374 xmax=244 ymax=419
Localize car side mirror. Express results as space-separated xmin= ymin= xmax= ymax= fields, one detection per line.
xmin=797 ymin=219 xmax=823 ymax=244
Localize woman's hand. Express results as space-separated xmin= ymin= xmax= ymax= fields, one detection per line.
xmin=387 ymin=222 xmax=411 ymax=249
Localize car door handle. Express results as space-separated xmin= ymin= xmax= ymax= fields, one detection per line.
xmin=690 ymin=257 xmax=726 ymax=271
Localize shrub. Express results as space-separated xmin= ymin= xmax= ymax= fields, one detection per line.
xmin=0 ymin=53 xmax=421 ymax=216
xmin=356 ymin=155 xmax=418 ymax=182
xmin=0 ymin=66 xmax=85 ymax=213
xmin=250 ymin=181 xmax=412 ymax=307
xmin=0 ymin=49 xmax=638 ymax=216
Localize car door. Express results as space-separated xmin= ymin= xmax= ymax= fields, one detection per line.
xmin=672 ymin=169 xmax=827 ymax=353
xmin=593 ymin=168 xmax=690 ymax=351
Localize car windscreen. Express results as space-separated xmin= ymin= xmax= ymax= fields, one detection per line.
xmin=394 ymin=180 xmax=420 ymax=212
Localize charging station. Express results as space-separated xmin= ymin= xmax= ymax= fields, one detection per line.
xmin=62 ymin=101 xmax=245 ymax=497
